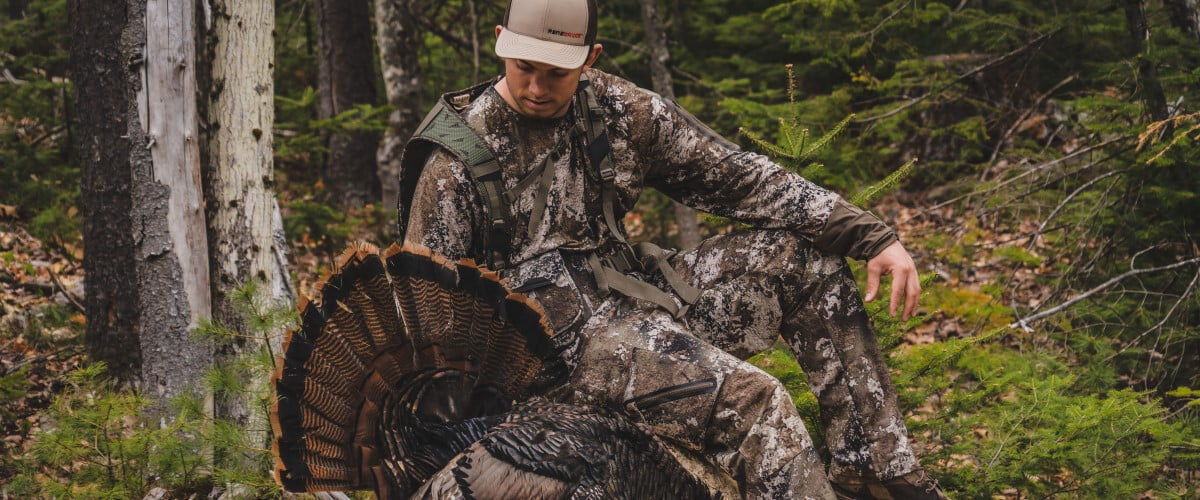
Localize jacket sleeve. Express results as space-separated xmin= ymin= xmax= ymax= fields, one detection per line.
xmin=401 ymin=149 xmax=484 ymax=262
xmin=618 ymin=81 xmax=897 ymax=260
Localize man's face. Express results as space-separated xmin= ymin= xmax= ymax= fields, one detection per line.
xmin=494 ymin=25 xmax=603 ymax=119
xmin=501 ymin=58 xmax=584 ymax=119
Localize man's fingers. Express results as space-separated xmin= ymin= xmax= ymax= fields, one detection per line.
xmin=904 ymin=272 xmax=921 ymax=320
xmin=889 ymin=269 xmax=904 ymax=317
xmin=865 ymin=264 xmax=881 ymax=302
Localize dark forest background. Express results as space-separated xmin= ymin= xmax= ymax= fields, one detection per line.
xmin=1 ymin=0 xmax=1199 ymax=497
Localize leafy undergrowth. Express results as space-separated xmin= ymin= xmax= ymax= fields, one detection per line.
xmin=0 ymin=221 xmax=86 ymax=486
xmin=750 ymin=198 xmax=1200 ymax=498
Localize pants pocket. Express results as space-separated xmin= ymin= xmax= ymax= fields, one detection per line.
xmin=622 ymin=347 xmax=724 ymax=451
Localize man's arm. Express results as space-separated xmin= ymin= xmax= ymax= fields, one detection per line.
xmin=610 ymin=77 xmax=920 ymax=318
xmin=402 ymin=149 xmax=483 ymax=262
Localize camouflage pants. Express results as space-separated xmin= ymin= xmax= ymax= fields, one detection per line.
xmin=528 ymin=229 xmax=917 ymax=498
xmin=669 ymin=229 xmax=918 ymax=481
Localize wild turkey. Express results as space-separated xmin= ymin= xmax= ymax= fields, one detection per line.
xmin=270 ymin=243 xmax=720 ymax=499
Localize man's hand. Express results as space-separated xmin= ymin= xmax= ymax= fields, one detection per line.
xmin=864 ymin=241 xmax=921 ymax=321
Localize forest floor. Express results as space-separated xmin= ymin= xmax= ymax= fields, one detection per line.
xmin=0 ymin=191 xmax=1174 ymax=494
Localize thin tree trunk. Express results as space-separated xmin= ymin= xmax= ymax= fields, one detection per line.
xmin=638 ymin=0 xmax=701 ymax=249
xmin=1163 ymin=0 xmax=1200 ymax=42
xmin=198 ymin=0 xmax=291 ymax=456
xmin=8 ymin=0 xmax=28 ymax=19
xmin=71 ymin=0 xmax=213 ymax=406
xmin=1124 ymin=0 xmax=1170 ymax=121
xmin=375 ymin=0 xmax=422 ymax=225
xmin=316 ymin=0 xmax=380 ymax=207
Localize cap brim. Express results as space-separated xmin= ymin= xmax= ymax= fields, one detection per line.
xmin=495 ymin=27 xmax=590 ymax=69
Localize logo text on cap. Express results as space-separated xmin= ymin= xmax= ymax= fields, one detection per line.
xmin=547 ymin=28 xmax=584 ymax=39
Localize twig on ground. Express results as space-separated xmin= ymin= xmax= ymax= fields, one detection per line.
xmin=983 ymin=73 xmax=1077 ymax=176
xmin=918 ymin=136 xmax=1130 ymax=216
xmin=1026 ymin=167 xmax=1130 ymax=249
xmin=1010 ymin=257 xmax=1200 ymax=331
xmin=858 ymin=29 xmax=1059 ymax=123
xmin=1107 ymin=263 xmax=1200 ymax=360
xmin=48 ymin=268 xmax=84 ymax=313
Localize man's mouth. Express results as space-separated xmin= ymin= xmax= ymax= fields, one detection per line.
xmin=524 ymin=98 xmax=552 ymax=109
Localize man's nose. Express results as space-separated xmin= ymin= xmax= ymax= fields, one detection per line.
xmin=529 ymin=76 xmax=550 ymax=97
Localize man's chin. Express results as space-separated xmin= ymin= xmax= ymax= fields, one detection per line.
xmin=519 ymin=101 xmax=567 ymax=119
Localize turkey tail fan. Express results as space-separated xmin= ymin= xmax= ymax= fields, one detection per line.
xmin=270 ymin=243 xmax=557 ymax=497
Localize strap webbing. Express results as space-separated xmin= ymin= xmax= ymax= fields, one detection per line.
xmin=575 ymin=75 xmax=701 ymax=315
xmin=633 ymin=242 xmax=701 ymax=305
xmin=588 ymin=253 xmax=690 ymax=318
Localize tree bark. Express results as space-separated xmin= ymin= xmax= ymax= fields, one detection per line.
xmin=198 ymin=0 xmax=292 ymax=454
xmin=8 ymin=0 xmax=28 ymax=19
xmin=1124 ymin=0 xmax=1170 ymax=121
xmin=71 ymin=0 xmax=213 ymax=405
xmin=638 ymin=0 xmax=701 ymax=249
xmin=316 ymin=0 xmax=380 ymax=207
xmin=374 ymin=0 xmax=422 ymax=225
xmin=1163 ymin=0 xmax=1200 ymax=42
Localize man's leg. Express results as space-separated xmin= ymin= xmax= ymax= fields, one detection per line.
xmin=562 ymin=299 xmax=836 ymax=499
xmin=667 ymin=230 xmax=922 ymax=485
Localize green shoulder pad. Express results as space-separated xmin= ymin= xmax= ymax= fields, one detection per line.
xmin=413 ymin=101 xmax=494 ymax=167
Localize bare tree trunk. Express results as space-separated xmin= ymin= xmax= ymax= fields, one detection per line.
xmin=375 ymin=0 xmax=422 ymax=225
xmin=198 ymin=0 xmax=292 ymax=457
xmin=638 ymin=0 xmax=701 ymax=249
xmin=1163 ymin=0 xmax=1200 ymax=42
xmin=8 ymin=0 xmax=28 ymax=19
xmin=71 ymin=0 xmax=213 ymax=406
xmin=1124 ymin=0 xmax=1170 ymax=121
xmin=316 ymin=0 xmax=380 ymax=207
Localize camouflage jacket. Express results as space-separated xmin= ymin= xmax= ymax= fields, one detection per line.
xmin=403 ymin=69 xmax=896 ymax=270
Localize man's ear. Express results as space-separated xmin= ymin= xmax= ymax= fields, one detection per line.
xmin=582 ymin=44 xmax=603 ymax=70
xmin=495 ymin=25 xmax=504 ymax=39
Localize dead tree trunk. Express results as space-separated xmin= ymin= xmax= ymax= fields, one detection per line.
xmin=316 ymin=0 xmax=380 ymax=207
xmin=8 ymin=0 xmax=28 ymax=19
xmin=374 ymin=0 xmax=423 ymax=224
xmin=638 ymin=0 xmax=701 ymax=249
xmin=71 ymin=0 xmax=213 ymax=405
xmin=1163 ymin=0 xmax=1200 ymax=42
xmin=198 ymin=0 xmax=293 ymax=453
xmin=1124 ymin=0 xmax=1170 ymax=121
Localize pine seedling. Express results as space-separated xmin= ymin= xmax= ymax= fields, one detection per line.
xmin=851 ymin=157 xmax=918 ymax=207
xmin=739 ymin=64 xmax=855 ymax=178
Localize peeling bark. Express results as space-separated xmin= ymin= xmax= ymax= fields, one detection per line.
xmin=316 ymin=0 xmax=380 ymax=207
xmin=72 ymin=0 xmax=213 ymax=407
xmin=638 ymin=0 xmax=701 ymax=249
xmin=375 ymin=0 xmax=423 ymax=225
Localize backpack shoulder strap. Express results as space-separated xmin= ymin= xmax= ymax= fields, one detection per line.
xmin=397 ymin=84 xmax=512 ymax=268
xmin=575 ymin=75 xmax=628 ymax=249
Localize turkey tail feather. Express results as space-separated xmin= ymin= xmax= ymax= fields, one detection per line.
xmin=271 ymin=243 xmax=555 ymax=496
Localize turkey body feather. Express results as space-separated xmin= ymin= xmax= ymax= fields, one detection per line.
xmin=271 ymin=243 xmax=718 ymax=499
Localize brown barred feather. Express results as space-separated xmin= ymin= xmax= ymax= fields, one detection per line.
xmin=272 ymin=243 xmax=556 ymax=496
xmin=296 ymin=381 xmax=355 ymax=428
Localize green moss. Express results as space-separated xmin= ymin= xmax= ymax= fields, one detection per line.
xmin=749 ymin=346 xmax=824 ymax=451
xmin=992 ymin=245 xmax=1044 ymax=267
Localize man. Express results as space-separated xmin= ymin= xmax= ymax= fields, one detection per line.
xmin=400 ymin=0 xmax=945 ymax=498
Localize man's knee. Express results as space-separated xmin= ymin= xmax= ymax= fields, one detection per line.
xmin=716 ymin=365 xmax=804 ymax=431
